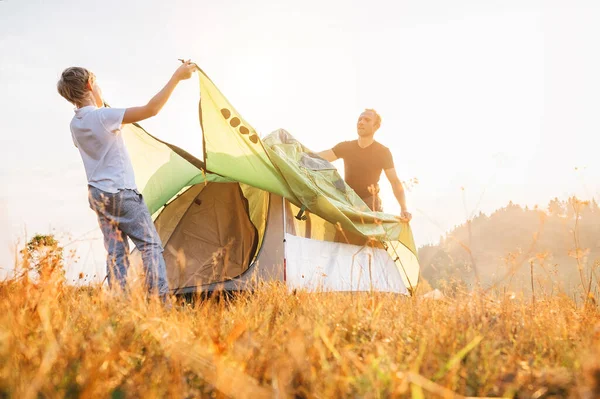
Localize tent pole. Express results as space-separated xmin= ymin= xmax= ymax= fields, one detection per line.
xmin=282 ymin=196 xmax=287 ymax=283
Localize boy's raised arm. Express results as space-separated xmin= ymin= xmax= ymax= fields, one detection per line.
xmin=122 ymin=61 xmax=196 ymax=125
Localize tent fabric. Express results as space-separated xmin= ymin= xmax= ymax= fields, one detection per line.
xmin=121 ymin=122 xmax=232 ymax=215
xmin=156 ymin=182 xmax=259 ymax=290
xmin=125 ymin=66 xmax=421 ymax=292
xmin=154 ymin=184 xmax=206 ymax=246
xmin=196 ymin=70 xmax=416 ymax=253
xmin=385 ymin=234 xmax=420 ymax=290
xmin=263 ymin=129 xmax=414 ymax=244
xmin=285 ymin=202 xmax=378 ymax=247
xmin=285 ymin=199 xmax=418 ymax=289
xmin=284 ymin=233 xmax=408 ymax=294
xmin=239 ymin=183 xmax=269 ymax=257
xmin=198 ymin=71 xmax=296 ymax=200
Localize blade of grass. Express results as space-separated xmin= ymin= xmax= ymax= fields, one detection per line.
xmin=433 ymin=335 xmax=484 ymax=381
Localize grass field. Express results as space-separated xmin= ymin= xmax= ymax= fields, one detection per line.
xmin=1 ymin=261 xmax=599 ymax=399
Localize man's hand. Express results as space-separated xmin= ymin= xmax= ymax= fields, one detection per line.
xmin=397 ymin=210 xmax=412 ymax=223
xmin=173 ymin=60 xmax=196 ymax=81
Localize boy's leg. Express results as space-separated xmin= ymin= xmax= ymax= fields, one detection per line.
xmin=88 ymin=187 xmax=130 ymax=289
xmin=98 ymin=213 xmax=131 ymax=289
xmin=114 ymin=189 xmax=169 ymax=297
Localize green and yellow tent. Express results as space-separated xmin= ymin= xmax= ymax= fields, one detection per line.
xmin=125 ymin=67 xmax=420 ymax=294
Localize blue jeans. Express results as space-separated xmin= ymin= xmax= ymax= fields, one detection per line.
xmin=88 ymin=186 xmax=169 ymax=296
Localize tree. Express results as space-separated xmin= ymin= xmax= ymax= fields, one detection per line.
xmin=21 ymin=234 xmax=65 ymax=283
xmin=590 ymin=198 xmax=599 ymax=213
xmin=548 ymin=197 xmax=564 ymax=216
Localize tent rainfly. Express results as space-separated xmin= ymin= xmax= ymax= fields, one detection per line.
xmin=127 ymin=67 xmax=420 ymax=295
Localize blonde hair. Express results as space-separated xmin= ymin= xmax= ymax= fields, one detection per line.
xmin=364 ymin=108 xmax=382 ymax=129
xmin=57 ymin=67 xmax=94 ymax=106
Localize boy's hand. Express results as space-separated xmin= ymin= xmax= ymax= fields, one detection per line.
xmin=173 ymin=60 xmax=196 ymax=81
xmin=123 ymin=60 xmax=197 ymax=124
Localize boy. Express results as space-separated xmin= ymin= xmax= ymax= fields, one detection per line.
xmin=57 ymin=61 xmax=196 ymax=296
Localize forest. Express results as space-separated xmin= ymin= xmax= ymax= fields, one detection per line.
xmin=418 ymin=197 xmax=600 ymax=297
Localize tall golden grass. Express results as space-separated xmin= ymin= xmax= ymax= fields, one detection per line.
xmin=1 ymin=249 xmax=600 ymax=399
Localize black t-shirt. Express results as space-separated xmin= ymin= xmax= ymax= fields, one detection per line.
xmin=332 ymin=140 xmax=394 ymax=199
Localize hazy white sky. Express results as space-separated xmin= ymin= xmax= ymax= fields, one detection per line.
xmin=1 ymin=0 xmax=599 ymax=281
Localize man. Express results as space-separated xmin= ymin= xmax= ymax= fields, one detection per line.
xmin=317 ymin=109 xmax=412 ymax=222
xmin=57 ymin=61 xmax=197 ymax=296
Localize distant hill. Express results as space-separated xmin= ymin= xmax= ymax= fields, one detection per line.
xmin=418 ymin=197 xmax=600 ymax=296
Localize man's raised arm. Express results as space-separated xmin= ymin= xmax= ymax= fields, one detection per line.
xmin=316 ymin=149 xmax=338 ymax=162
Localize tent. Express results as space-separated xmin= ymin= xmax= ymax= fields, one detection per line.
xmin=126 ymin=67 xmax=420 ymax=295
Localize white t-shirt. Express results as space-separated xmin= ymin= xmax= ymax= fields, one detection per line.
xmin=70 ymin=106 xmax=137 ymax=193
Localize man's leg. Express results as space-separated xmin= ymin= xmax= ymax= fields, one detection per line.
xmin=115 ymin=189 xmax=169 ymax=297
xmin=374 ymin=196 xmax=383 ymax=212
xmin=88 ymin=187 xmax=130 ymax=290
xmin=361 ymin=195 xmax=383 ymax=212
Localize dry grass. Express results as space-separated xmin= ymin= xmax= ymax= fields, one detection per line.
xmin=1 ymin=262 xmax=600 ymax=399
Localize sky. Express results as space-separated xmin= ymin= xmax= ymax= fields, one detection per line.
xmin=1 ymin=0 xmax=599 ymax=281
